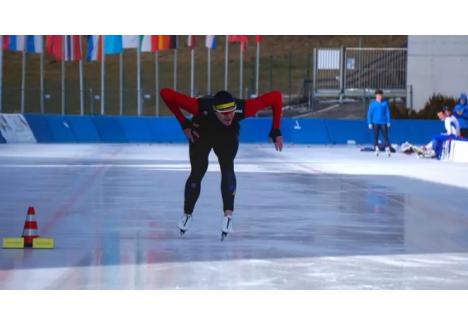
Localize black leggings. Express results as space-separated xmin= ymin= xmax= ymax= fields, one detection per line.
xmin=373 ymin=124 xmax=390 ymax=148
xmin=184 ymin=136 xmax=239 ymax=214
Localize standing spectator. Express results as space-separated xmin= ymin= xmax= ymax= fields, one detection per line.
xmin=367 ymin=89 xmax=391 ymax=156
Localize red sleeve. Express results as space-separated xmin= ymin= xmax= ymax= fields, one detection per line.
xmin=243 ymin=91 xmax=282 ymax=129
xmin=160 ymin=88 xmax=199 ymax=125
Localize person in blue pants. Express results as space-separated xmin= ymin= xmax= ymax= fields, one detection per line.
xmin=367 ymin=89 xmax=391 ymax=156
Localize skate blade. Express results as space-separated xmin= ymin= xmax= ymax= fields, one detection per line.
xmin=179 ymin=229 xmax=186 ymax=236
xmin=221 ymin=232 xmax=228 ymax=241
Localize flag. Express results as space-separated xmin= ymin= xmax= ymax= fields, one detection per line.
xmin=187 ymin=36 xmax=196 ymax=49
xmin=255 ymin=35 xmax=262 ymax=43
xmin=158 ymin=36 xmax=170 ymax=50
xmin=122 ymin=35 xmax=139 ymax=49
xmin=103 ymin=35 xmax=122 ymax=54
xmin=45 ymin=35 xmax=63 ymax=59
xmin=205 ymin=35 xmax=216 ymax=49
xmin=63 ymin=35 xmax=82 ymax=61
xmin=25 ymin=36 xmax=43 ymax=53
xmin=86 ymin=35 xmax=102 ymax=61
xmin=228 ymin=35 xmax=248 ymax=50
xmin=169 ymin=36 xmax=178 ymax=49
xmin=2 ymin=35 xmax=9 ymax=50
xmin=140 ymin=35 xmax=159 ymax=52
xmin=5 ymin=35 xmax=26 ymax=51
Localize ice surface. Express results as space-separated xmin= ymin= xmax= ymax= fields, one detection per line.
xmin=0 ymin=143 xmax=467 ymax=289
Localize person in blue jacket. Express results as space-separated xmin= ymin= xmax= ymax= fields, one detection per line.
xmin=453 ymin=93 xmax=468 ymax=137
xmin=367 ymin=89 xmax=391 ymax=155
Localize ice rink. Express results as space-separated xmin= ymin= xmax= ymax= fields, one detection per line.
xmin=1 ymin=143 xmax=468 ymax=289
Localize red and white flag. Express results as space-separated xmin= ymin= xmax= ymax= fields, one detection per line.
xmin=187 ymin=35 xmax=196 ymax=49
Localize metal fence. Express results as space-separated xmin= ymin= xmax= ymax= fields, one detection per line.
xmin=0 ymin=47 xmax=408 ymax=116
xmin=312 ymin=47 xmax=407 ymax=98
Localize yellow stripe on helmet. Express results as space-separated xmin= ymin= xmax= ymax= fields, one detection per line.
xmin=214 ymin=102 xmax=236 ymax=111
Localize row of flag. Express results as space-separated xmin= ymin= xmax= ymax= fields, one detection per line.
xmin=2 ymin=35 xmax=260 ymax=60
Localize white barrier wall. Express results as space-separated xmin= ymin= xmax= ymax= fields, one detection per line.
xmin=0 ymin=114 xmax=36 ymax=143
xmin=449 ymin=140 xmax=468 ymax=163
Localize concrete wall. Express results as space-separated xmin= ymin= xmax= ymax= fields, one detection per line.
xmin=407 ymin=36 xmax=468 ymax=110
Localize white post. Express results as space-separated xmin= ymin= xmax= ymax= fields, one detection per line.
xmin=79 ymin=36 xmax=84 ymax=115
xmin=40 ymin=38 xmax=45 ymax=114
xmin=190 ymin=48 xmax=195 ymax=97
xmin=224 ymin=36 xmax=228 ymax=90
xmin=207 ymin=47 xmax=211 ymax=94
xmin=239 ymin=44 xmax=243 ymax=98
xmin=0 ymin=36 xmax=4 ymax=113
xmin=137 ymin=43 xmax=142 ymax=116
xmin=255 ymin=41 xmax=260 ymax=96
xmin=21 ymin=48 xmax=26 ymax=114
xmin=155 ymin=50 xmax=160 ymax=116
xmin=101 ymin=38 xmax=105 ymax=115
xmin=119 ymin=52 xmax=123 ymax=115
xmin=173 ymin=49 xmax=178 ymax=90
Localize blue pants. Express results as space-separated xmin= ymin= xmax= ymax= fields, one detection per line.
xmin=431 ymin=134 xmax=455 ymax=159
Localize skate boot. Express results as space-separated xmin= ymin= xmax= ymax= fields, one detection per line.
xmin=386 ymin=146 xmax=391 ymax=157
xmin=178 ymin=213 xmax=193 ymax=236
xmin=375 ymin=146 xmax=380 ymax=156
xmin=221 ymin=215 xmax=233 ymax=241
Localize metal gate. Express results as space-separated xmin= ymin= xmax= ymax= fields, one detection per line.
xmin=313 ymin=47 xmax=407 ymax=98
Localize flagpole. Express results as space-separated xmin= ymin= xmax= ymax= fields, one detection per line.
xmin=101 ymin=37 xmax=105 ymax=115
xmin=61 ymin=37 xmax=65 ymax=115
xmin=21 ymin=46 xmax=26 ymax=114
xmin=207 ymin=47 xmax=211 ymax=94
xmin=0 ymin=36 xmax=3 ymax=113
xmin=119 ymin=52 xmax=123 ymax=115
xmin=79 ymin=36 xmax=84 ymax=116
xmin=255 ymin=40 xmax=260 ymax=96
xmin=190 ymin=48 xmax=195 ymax=97
xmin=155 ymin=50 xmax=160 ymax=116
xmin=224 ymin=36 xmax=228 ymax=90
xmin=137 ymin=42 xmax=142 ymax=116
xmin=40 ymin=37 xmax=45 ymax=114
xmin=173 ymin=49 xmax=178 ymax=90
xmin=239 ymin=44 xmax=243 ymax=98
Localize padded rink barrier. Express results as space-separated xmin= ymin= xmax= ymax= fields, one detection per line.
xmin=45 ymin=115 xmax=76 ymax=143
xmin=23 ymin=114 xmax=54 ymax=142
xmin=65 ymin=115 xmax=100 ymax=142
xmin=448 ymin=139 xmax=468 ymax=163
xmin=11 ymin=114 xmax=448 ymax=145
xmin=91 ymin=116 xmax=127 ymax=143
xmin=324 ymin=120 xmax=371 ymax=144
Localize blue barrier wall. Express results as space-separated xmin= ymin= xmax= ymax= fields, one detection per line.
xmin=19 ymin=114 xmax=446 ymax=145
xmin=24 ymin=114 xmax=55 ymax=142
xmin=65 ymin=115 xmax=101 ymax=142
xmin=91 ymin=116 xmax=127 ymax=143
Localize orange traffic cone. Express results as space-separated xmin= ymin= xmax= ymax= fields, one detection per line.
xmin=22 ymin=206 xmax=39 ymax=247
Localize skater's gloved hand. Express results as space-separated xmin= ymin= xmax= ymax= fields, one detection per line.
xmin=181 ymin=118 xmax=200 ymax=143
xmin=368 ymin=124 xmax=372 ymax=130
xmin=269 ymin=128 xmax=283 ymax=152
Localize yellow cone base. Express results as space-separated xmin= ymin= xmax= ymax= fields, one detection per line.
xmin=32 ymin=238 xmax=54 ymax=249
xmin=2 ymin=237 xmax=25 ymax=249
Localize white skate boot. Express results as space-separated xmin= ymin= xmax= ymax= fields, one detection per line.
xmin=221 ymin=215 xmax=233 ymax=241
xmin=178 ymin=214 xmax=193 ymax=236
xmin=375 ymin=147 xmax=380 ymax=156
xmin=386 ymin=146 xmax=391 ymax=157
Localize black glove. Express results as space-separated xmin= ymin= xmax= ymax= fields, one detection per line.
xmin=181 ymin=118 xmax=193 ymax=130
xmin=268 ymin=128 xmax=282 ymax=142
